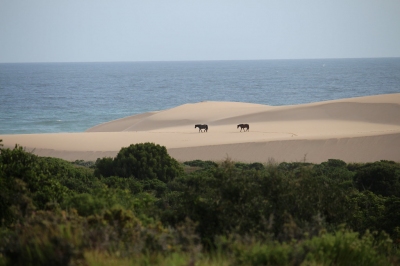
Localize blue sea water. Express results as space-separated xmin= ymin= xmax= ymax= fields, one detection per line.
xmin=1 ymin=58 xmax=400 ymax=134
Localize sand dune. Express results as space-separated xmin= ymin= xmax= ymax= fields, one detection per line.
xmin=1 ymin=93 xmax=400 ymax=163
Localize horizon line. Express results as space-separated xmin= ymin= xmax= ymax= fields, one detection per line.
xmin=1 ymin=56 xmax=399 ymax=64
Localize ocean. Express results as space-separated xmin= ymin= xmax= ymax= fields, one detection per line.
xmin=1 ymin=58 xmax=399 ymax=134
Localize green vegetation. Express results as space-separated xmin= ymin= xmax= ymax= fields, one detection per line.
xmin=1 ymin=142 xmax=400 ymax=265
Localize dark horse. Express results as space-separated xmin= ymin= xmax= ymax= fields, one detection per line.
xmin=237 ymin=124 xmax=249 ymax=132
xmin=195 ymin=124 xmax=208 ymax=133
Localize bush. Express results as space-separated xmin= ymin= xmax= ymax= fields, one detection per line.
xmin=36 ymin=157 xmax=101 ymax=194
xmin=183 ymin=160 xmax=218 ymax=169
xmin=0 ymin=211 xmax=85 ymax=266
xmin=84 ymin=207 xmax=200 ymax=256
xmin=94 ymin=157 xmax=114 ymax=178
xmin=64 ymin=193 xmax=107 ymax=216
xmin=301 ymin=229 xmax=392 ymax=266
xmin=95 ymin=143 xmax=183 ymax=183
xmin=2 ymin=150 xmax=400 ymax=264
xmin=353 ymin=161 xmax=400 ymax=197
xmin=326 ymin=158 xmax=347 ymax=168
xmin=349 ymin=191 xmax=386 ymax=234
xmin=100 ymin=176 xmax=144 ymax=194
xmin=233 ymin=241 xmax=291 ymax=266
xmin=0 ymin=146 xmax=70 ymax=223
xmin=217 ymin=229 xmax=394 ymax=266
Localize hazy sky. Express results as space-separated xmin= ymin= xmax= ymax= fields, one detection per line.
xmin=1 ymin=0 xmax=399 ymax=63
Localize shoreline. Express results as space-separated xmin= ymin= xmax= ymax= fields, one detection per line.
xmin=1 ymin=93 xmax=400 ymax=163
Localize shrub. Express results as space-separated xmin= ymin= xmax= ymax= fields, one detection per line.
xmin=94 ymin=157 xmax=114 ymax=178
xmin=216 ymin=229 xmax=394 ymax=266
xmin=349 ymin=191 xmax=386 ymax=234
xmin=65 ymin=193 xmax=107 ymax=216
xmin=95 ymin=143 xmax=183 ymax=183
xmin=381 ymin=196 xmax=400 ymax=238
xmin=326 ymin=158 xmax=347 ymax=168
xmin=100 ymin=176 xmax=144 ymax=194
xmin=301 ymin=229 xmax=392 ymax=266
xmin=84 ymin=207 xmax=200 ymax=256
xmin=354 ymin=161 xmax=400 ymax=197
xmin=233 ymin=241 xmax=291 ymax=266
xmin=72 ymin=159 xmax=95 ymax=168
xmin=0 ymin=210 xmax=85 ymax=266
xmin=183 ymin=160 xmax=218 ymax=169
xmin=0 ymin=146 xmax=70 ymax=222
xmin=36 ymin=157 xmax=101 ymax=194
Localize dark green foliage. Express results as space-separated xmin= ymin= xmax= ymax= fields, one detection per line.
xmin=381 ymin=196 xmax=400 ymax=239
xmin=0 ymin=146 xmax=102 ymax=225
xmin=234 ymin=162 xmax=265 ymax=171
xmin=277 ymin=161 xmax=312 ymax=172
xmin=72 ymin=159 xmax=95 ymax=168
xmin=100 ymin=175 xmax=144 ymax=194
xmin=100 ymin=175 xmax=168 ymax=197
xmin=63 ymin=187 xmax=158 ymax=222
xmin=36 ymin=156 xmax=102 ymax=194
xmin=313 ymin=160 xmax=355 ymax=188
xmin=161 ymin=159 xmax=360 ymax=246
xmin=0 ymin=145 xmax=38 ymax=180
xmin=94 ymin=157 xmax=114 ymax=178
xmin=95 ymin=143 xmax=183 ymax=183
xmin=84 ymin=208 xmax=202 ymax=257
xmin=0 ymin=174 xmax=35 ymax=226
xmin=349 ymin=191 xmax=386 ymax=234
xmin=64 ymin=193 xmax=107 ymax=216
xmin=327 ymin=158 xmax=347 ymax=168
xmin=2 ymin=142 xmax=400 ymax=264
xmin=0 ymin=146 xmax=69 ymax=223
xmin=183 ymin=159 xmax=218 ymax=169
xmin=354 ymin=160 xmax=400 ymax=197
xmin=141 ymin=178 xmax=168 ymax=197
xmin=249 ymin=162 xmax=265 ymax=170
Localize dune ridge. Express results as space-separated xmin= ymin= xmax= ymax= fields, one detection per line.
xmin=2 ymin=93 xmax=400 ymax=163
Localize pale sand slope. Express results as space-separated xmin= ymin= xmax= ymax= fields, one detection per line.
xmin=1 ymin=93 xmax=400 ymax=163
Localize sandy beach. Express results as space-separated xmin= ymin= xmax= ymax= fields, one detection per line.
xmin=1 ymin=93 xmax=400 ymax=164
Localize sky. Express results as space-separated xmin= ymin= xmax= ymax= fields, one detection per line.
xmin=0 ymin=0 xmax=399 ymax=63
